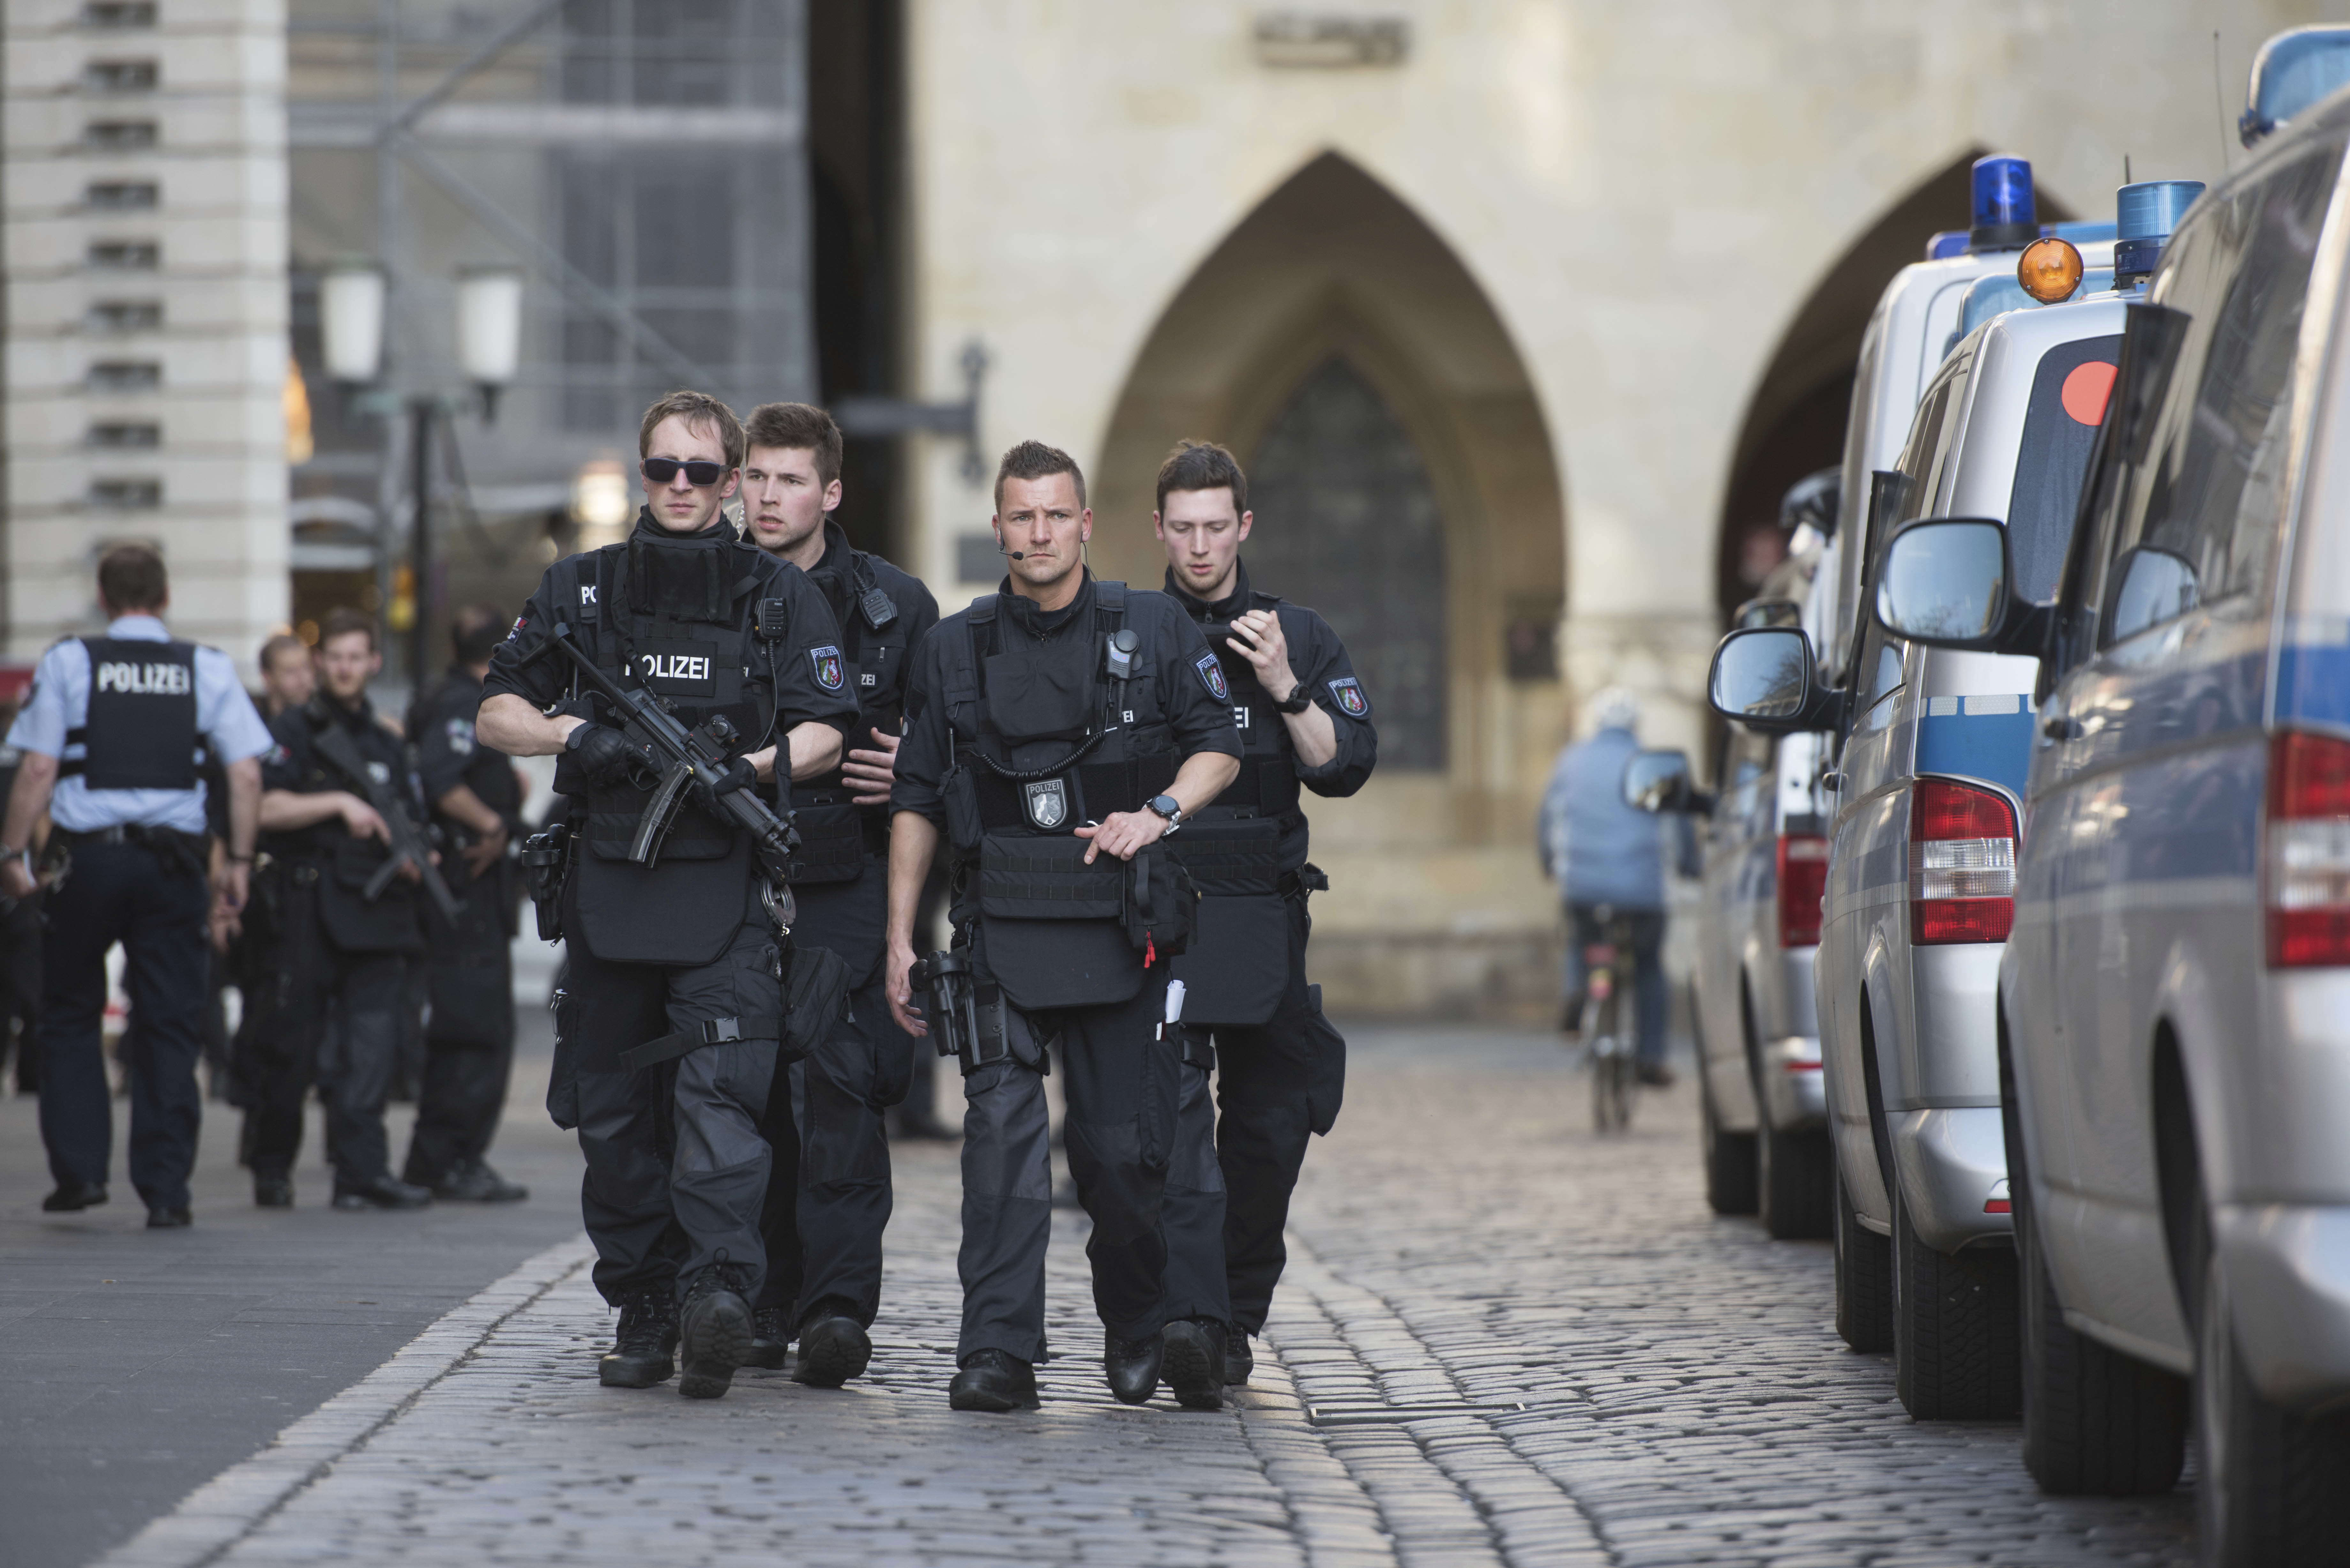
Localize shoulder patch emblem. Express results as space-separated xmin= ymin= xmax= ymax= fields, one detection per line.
xmin=810 ymin=645 xmax=846 ymax=692
xmin=1194 ymin=651 xmax=1229 ymax=702
xmin=444 ymin=716 xmax=475 ymax=756
xmin=507 ymin=616 xmax=527 ymax=642
xmin=1328 ymin=676 xmax=1369 ymax=718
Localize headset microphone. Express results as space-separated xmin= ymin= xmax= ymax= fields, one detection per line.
xmin=997 ymin=537 xmax=1025 ymax=560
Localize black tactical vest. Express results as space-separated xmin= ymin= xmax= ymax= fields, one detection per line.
xmin=550 ymin=539 xmax=789 ymax=966
xmin=944 ymin=581 xmax=1183 ymax=1010
xmin=1164 ymin=599 xmax=1296 ymax=1025
xmin=792 ymin=550 xmax=914 ymax=884
xmin=67 ymin=637 xmax=201 ymax=790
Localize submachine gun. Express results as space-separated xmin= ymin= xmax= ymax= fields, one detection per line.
xmin=523 ymin=621 xmax=800 ymax=902
xmin=309 ymin=722 xmax=461 ymax=922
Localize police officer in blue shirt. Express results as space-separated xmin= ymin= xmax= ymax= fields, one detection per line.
xmin=0 ymin=544 xmax=271 ymax=1226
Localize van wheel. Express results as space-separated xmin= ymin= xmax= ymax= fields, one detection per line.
xmin=1700 ymin=1079 xmax=1758 ymax=1216
xmin=2197 ymin=1255 xmax=2350 ymax=1564
xmin=1891 ymin=1177 xmax=2020 ymax=1418
xmin=1833 ymin=1155 xmax=1892 ymax=1352
xmin=1758 ymin=1113 xmax=1832 ymax=1239
xmin=2016 ymin=1163 xmax=2183 ymax=1494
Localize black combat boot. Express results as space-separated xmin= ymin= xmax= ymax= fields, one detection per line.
xmin=252 ymin=1173 xmax=293 ymax=1209
xmin=1225 ymin=1331 xmax=1255 ymax=1388
xmin=792 ymin=1298 xmax=874 ymax=1389
xmin=599 ymin=1285 xmax=679 ymax=1389
xmin=1105 ymin=1331 xmax=1164 ymax=1406
xmin=744 ymin=1306 xmax=791 ymax=1371
xmin=948 ymin=1348 xmax=1039 ymax=1412
xmin=431 ymin=1162 xmax=529 ymax=1203
xmin=676 ymin=1261 xmax=756 ymax=1400
xmin=1160 ymin=1318 xmax=1226 ymax=1410
xmin=42 ymin=1181 xmax=107 ymax=1213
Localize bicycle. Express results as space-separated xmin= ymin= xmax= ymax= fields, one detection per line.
xmin=1577 ymin=904 xmax=1639 ymax=1132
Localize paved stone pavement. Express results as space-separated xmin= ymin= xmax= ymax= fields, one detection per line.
xmin=92 ymin=1024 xmax=2199 ymax=1567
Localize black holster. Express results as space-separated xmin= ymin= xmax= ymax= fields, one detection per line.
xmin=521 ymin=821 xmax=572 ymax=942
xmin=911 ymin=946 xmax=1052 ymax=1077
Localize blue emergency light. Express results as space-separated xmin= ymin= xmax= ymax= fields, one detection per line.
xmin=2114 ymin=180 xmax=2205 ymax=285
xmin=2242 ymin=26 xmax=2350 ymax=146
xmin=1970 ymin=155 xmax=2038 ymax=251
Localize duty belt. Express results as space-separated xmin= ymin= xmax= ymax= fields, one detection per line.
xmin=55 ymin=822 xmax=208 ymax=878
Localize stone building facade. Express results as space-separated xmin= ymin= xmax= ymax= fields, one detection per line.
xmin=892 ymin=0 xmax=2316 ymax=1014
xmin=3 ymin=0 xmax=289 ymax=673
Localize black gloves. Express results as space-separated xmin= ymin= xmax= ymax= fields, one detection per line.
xmin=565 ymin=723 xmax=656 ymax=790
xmin=690 ymin=756 xmax=761 ymax=816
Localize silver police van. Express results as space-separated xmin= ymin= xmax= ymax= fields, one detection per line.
xmin=1627 ymin=497 xmax=1836 ymax=1238
xmin=1871 ymin=64 xmax=2350 ymax=1564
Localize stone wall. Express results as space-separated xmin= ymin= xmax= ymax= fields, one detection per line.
xmin=4 ymin=0 xmax=289 ymax=674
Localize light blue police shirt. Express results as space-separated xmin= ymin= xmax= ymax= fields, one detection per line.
xmin=5 ymin=614 xmax=273 ymax=835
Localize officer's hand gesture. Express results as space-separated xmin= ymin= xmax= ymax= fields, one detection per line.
xmin=1 ymin=854 xmax=35 ymax=902
xmin=338 ymin=795 xmax=391 ymax=844
xmin=1227 ymin=609 xmax=1300 ymax=702
xmin=841 ymin=727 xmax=901 ymax=807
xmin=461 ymin=819 xmax=508 ymax=879
xmin=1076 ymin=809 xmax=1168 ymax=863
xmin=886 ymin=935 xmax=926 ymax=1037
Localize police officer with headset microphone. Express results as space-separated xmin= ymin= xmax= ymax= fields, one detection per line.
xmin=735 ymin=400 xmax=938 ymax=1386
xmin=479 ymin=390 xmax=859 ymax=1401
xmin=1 ymin=544 xmax=270 ymax=1226
xmin=1152 ymin=440 xmax=1374 ymax=1397
xmin=887 ymin=439 xmax=1240 ymax=1413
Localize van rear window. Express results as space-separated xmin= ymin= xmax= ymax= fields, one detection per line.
xmin=2006 ymin=334 xmax=2123 ymax=601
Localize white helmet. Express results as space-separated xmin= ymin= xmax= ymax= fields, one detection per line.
xmin=1588 ymin=686 xmax=1640 ymax=735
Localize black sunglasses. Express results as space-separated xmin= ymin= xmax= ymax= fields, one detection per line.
xmin=641 ymin=457 xmax=730 ymax=487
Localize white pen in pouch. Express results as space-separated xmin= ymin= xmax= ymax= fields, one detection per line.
xmin=1162 ymin=978 xmax=1186 ymax=1038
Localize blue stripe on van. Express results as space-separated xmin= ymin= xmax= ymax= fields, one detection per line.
xmin=1915 ymin=697 xmax=2034 ymax=796
xmin=2276 ymin=643 xmax=2350 ymax=731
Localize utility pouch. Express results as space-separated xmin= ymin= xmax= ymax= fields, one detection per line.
xmin=786 ymin=799 xmax=867 ymax=885
xmin=521 ymin=821 xmax=572 ymax=942
xmin=546 ymin=986 xmax=581 ymax=1130
xmin=1121 ymin=848 xmax=1197 ymax=961
xmin=944 ymin=761 xmax=984 ymax=855
xmin=1177 ymin=1024 xmax=1216 ymax=1070
xmin=780 ymin=939 xmax=854 ymax=1056
xmin=316 ymin=838 xmax=425 ymax=954
xmin=963 ymin=981 xmax=1052 ymax=1078
xmin=975 ymin=833 xmax=1141 ymax=1009
xmin=911 ymin=947 xmax=981 ymax=1063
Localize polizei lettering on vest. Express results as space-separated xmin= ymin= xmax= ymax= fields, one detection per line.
xmin=95 ymin=661 xmax=193 ymax=696
xmin=641 ymin=652 xmax=711 ymax=683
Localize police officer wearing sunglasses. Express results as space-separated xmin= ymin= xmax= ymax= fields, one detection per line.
xmin=887 ymin=440 xmax=1241 ymax=1413
xmin=479 ymin=391 xmax=860 ymax=1400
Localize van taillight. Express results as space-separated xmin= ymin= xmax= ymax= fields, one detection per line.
xmin=2265 ymin=730 xmax=2350 ymax=968
xmin=1777 ymin=835 xmax=1827 ymax=947
xmin=1910 ymin=779 xmax=2016 ymax=945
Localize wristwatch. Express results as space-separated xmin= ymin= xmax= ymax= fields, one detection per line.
xmin=1272 ymin=685 xmax=1314 ymax=715
xmin=1144 ymin=794 xmax=1184 ymax=835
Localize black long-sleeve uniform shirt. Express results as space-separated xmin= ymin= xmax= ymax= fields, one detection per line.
xmin=1166 ymin=562 xmax=1377 ymax=870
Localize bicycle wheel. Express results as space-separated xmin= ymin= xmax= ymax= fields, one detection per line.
xmin=1588 ymin=984 xmax=1627 ymax=1132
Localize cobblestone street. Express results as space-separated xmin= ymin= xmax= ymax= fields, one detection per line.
xmin=91 ymin=1025 xmax=2199 ymax=1567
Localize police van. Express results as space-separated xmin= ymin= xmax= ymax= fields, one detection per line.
xmin=1709 ymin=177 xmax=2194 ymax=1417
xmin=1869 ymin=30 xmax=2350 ymax=1561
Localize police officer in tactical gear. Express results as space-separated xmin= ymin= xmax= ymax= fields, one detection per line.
xmin=1151 ymin=441 xmax=1376 ymax=1392
xmin=887 ymin=440 xmax=1241 ymax=1413
xmin=479 ymin=390 xmax=859 ymax=1400
xmin=736 ymin=402 xmax=939 ymax=1385
xmin=2 ymin=545 xmax=270 ymax=1225
xmin=401 ymin=606 xmax=530 ymax=1203
xmin=246 ymin=608 xmax=438 ymax=1212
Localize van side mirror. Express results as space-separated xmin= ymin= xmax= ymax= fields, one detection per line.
xmin=1874 ymin=517 xmax=2054 ymax=658
xmin=1706 ymin=626 xmax=1845 ymax=734
xmin=1622 ymin=748 xmax=1711 ymax=814
xmin=2105 ymin=545 xmax=2200 ymax=642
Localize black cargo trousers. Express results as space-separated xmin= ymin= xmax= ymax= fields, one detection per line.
xmin=957 ymin=967 xmax=1183 ymax=1366
xmin=1162 ymin=891 xmax=1344 ymax=1336
xmin=554 ymin=874 xmax=788 ymax=1308
xmin=754 ymin=859 xmax=911 ymax=1329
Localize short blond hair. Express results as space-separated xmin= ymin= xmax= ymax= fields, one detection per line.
xmin=638 ymin=389 xmax=744 ymax=471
